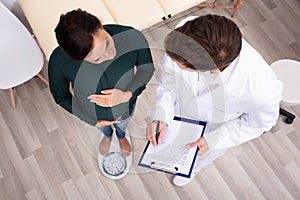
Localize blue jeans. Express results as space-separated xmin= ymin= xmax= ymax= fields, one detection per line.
xmin=97 ymin=114 xmax=132 ymax=139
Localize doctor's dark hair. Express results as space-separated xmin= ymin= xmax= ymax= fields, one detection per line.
xmin=55 ymin=9 xmax=103 ymax=60
xmin=165 ymin=14 xmax=242 ymax=71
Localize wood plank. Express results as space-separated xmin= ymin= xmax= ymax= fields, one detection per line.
xmin=284 ymin=161 xmax=300 ymax=199
xmin=0 ymin=0 xmax=300 ymax=199
xmin=96 ymin=175 xmax=125 ymax=200
xmin=24 ymin=155 xmax=56 ymax=200
xmin=252 ymin=138 xmax=300 ymax=198
xmin=75 ymin=176 xmax=98 ymax=200
xmin=261 ymin=0 xmax=277 ymax=10
xmin=275 ymin=131 xmax=300 ymax=163
xmin=62 ymin=179 xmax=84 ymax=200
xmin=12 ymin=104 xmax=42 ymax=152
xmin=196 ymin=164 xmax=237 ymax=200
xmin=137 ymin=173 xmax=180 ymax=200
xmin=0 ymin=100 xmax=32 ymax=158
xmin=115 ymin=174 xmax=153 ymax=200
xmin=287 ymin=130 xmax=300 ymax=153
xmin=242 ymin=142 xmax=294 ymax=199
xmin=236 ymin=149 xmax=292 ymax=200
xmin=25 ymin=189 xmax=43 ymax=200
xmin=214 ymin=157 xmax=265 ymax=200
xmin=85 ymin=171 xmax=111 ymax=200
xmin=174 ymin=175 xmax=210 ymax=200
xmin=0 ymin=111 xmax=35 ymax=193
xmin=25 ymin=80 xmax=58 ymax=133
xmin=261 ymin=132 xmax=294 ymax=166
xmin=31 ymin=134 xmax=70 ymax=200
xmin=48 ymin=129 xmax=84 ymax=180
xmin=259 ymin=20 xmax=298 ymax=59
xmin=0 ymin=129 xmax=27 ymax=200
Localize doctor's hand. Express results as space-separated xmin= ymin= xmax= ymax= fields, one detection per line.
xmin=146 ymin=121 xmax=167 ymax=147
xmin=88 ymin=88 xmax=132 ymax=107
xmin=186 ymin=137 xmax=208 ymax=156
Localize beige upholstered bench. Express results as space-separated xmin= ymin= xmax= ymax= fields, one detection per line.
xmin=19 ymin=0 xmax=242 ymax=60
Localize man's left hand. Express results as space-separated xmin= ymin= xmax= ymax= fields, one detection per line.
xmin=186 ymin=137 xmax=208 ymax=156
xmin=88 ymin=88 xmax=132 ymax=107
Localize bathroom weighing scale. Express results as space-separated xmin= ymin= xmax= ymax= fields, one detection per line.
xmin=98 ymin=132 xmax=132 ymax=180
xmin=102 ymin=152 xmax=127 ymax=176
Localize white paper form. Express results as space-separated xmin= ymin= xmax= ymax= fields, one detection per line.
xmin=139 ymin=117 xmax=207 ymax=178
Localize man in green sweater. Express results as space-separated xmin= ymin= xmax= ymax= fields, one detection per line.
xmin=48 ymin=9 xmax=154 ymax=157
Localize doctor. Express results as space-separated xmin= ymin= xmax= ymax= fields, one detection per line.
xmin=146 ymin=15 xmax=283 ymax=186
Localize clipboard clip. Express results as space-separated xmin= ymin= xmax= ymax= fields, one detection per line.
xmin=150 ymin=162 xmax=179 ymax=173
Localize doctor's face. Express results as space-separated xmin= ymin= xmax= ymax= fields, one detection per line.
xmin=84 ymin=29 xmax=116 ymax=64
xmin=171 ymin=58 xmax=199 ymax=72
xmin=171 ymin=58 xmax=222 ymax=73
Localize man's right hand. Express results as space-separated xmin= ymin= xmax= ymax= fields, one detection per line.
xmin=146 ymin=121 xmax=167 ymax=147
xmin=96 ymin=119 xmax=120 ymax=127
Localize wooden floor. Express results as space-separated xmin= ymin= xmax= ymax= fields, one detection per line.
xmin=1 ymin=0 xmax=300 ymax=199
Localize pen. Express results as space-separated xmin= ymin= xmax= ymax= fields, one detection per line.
xmin=155 ymin=120 xmax=160 ymax=144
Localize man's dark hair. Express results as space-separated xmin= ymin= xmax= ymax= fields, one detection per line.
xmin=165 ymin=14 xmax=242 ymax=71
xmin=55 ymin=9 xmax=103 ymax=60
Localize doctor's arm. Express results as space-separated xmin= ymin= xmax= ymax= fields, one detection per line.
xmin=203 ymin=95 xmax=282 ymax=150
xmin=151 ymin=55 xmax=177 ymax=124
xmin=147 ymin=55 xmax=177 ymax=145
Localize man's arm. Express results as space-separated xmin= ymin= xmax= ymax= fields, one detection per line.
xmin=147 ymin=54 xmax=177 ymax=146
xmin=151 ymin=54 xmax=177 ymax=125
xmin=203 ymin=39 xmax=284 ymax=150
xmin=204 ymin=90 xmax=283 ymax=150
xmin=125 ymin=31 xmax=155 ymax=98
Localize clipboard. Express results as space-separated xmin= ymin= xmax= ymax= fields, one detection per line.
xmin=138 ymin=116 xmax=207 ymax=178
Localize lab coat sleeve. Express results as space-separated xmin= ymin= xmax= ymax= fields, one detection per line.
xmin=204 ymin=83 xmax=283 ymax=150
xmin=151 ymin=54 xmax=177 ymax=125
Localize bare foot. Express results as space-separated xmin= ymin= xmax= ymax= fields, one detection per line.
xmin=99 ymin=136 xmax=112 ymax=156
xmin=118 ymin=137 xmax=132 ymax=157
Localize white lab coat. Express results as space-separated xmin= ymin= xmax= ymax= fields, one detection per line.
xmin=151 ymin=39 xmax=283 ymax=150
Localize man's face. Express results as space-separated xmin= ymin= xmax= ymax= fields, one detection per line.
xmin=84 ymin=29 xmax=116 ymax=64
xmin=171 ymin=58 xmax=222 ymax=73
xmin=171 ymin=58 xmax=199 ymax=72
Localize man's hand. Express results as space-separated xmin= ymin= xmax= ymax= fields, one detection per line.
xmin=146 ymin=121 xmax=167 ymax=147
xmin=186 ymin=137 xmax=208 ymax=156
xmin=96 ymin=119 xmax=120 ymax=127
xmin=88 ymin=88 xmax=132 ymax=107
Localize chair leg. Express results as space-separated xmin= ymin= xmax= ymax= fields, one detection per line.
xmin=280 ymin=108 xmax=296 ymax=124
xmin=197 ymin=3 xmax=234 ymax=9
xmin=9 ymin=88 xmax=16 ymax=109
xmin=232 ymin=0 xmax=243 ymax=18
xmin=37 ymin=72 xmax=49 ymax=86
xmin=197 ymin=0 xmax=243 ymax=18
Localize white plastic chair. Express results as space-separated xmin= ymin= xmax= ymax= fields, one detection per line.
xmin=271 ymin=59 xmax=300 ymax=124
xmin=0 ymin=2 xmax=48 ymax=108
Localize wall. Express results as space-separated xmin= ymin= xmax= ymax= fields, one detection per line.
xmin=0 ymin=0 xmax=32 ymax=32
